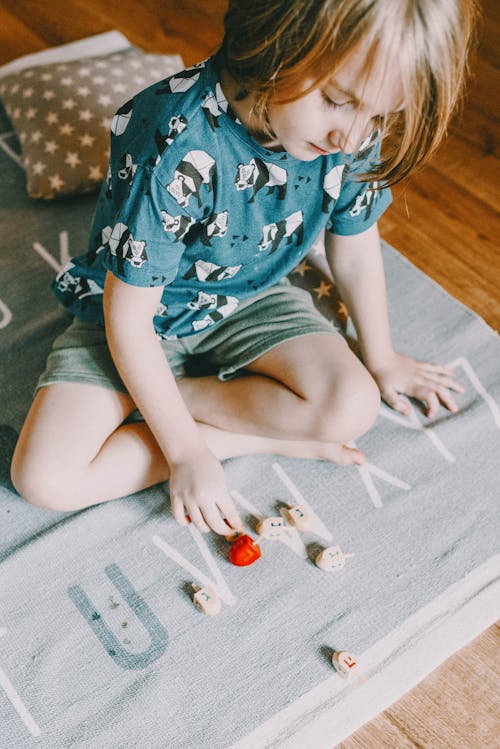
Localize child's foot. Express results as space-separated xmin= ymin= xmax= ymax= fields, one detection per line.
xmin=197 ymin=423 xmax=365 ymax=465
xmin=317 ymin=442 xmax=366 ymax=465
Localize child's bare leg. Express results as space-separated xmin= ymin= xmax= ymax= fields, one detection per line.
xmin=11 ymin=335 xmax=377 ymax=512
xmin=11 ymin=383 xmax=162 ymax=509
xmin=11 ymin=380 xmax=364 ymax=513
xmin=179 ymin=334 xmax=379 ymax=445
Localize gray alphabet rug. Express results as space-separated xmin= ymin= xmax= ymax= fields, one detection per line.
xmin=0 ymin=78 xmax=499 ymax=749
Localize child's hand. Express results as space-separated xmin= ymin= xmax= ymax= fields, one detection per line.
xmin=369 ymin=352 xmax=464 ymax=419
xmin=169 ymin=446 xmax=244 ymax=535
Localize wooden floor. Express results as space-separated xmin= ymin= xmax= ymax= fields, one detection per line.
xmin=0 ymin=1 xmax=498 ymax=747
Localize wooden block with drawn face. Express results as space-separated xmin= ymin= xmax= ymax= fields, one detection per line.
xmin=315 ymin=545 xmax=347 ymax=571
xmin=332 ymin=650 xmax=360 ymax=677
xmin=256 ymin=516 xmax=286 ymax=539
xmin=284 ymin=505 xmax=312 ymax=531
xmin=192 ymin=586 xmax=221 ymax=616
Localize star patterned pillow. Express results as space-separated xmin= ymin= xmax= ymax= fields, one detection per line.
xmin=289 ymin=233 xmax=349 ymax=332
xmin=0 ymin=47 xmax=183 ymax=199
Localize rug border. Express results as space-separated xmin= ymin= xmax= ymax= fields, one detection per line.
xmin=230 ymin=553 xmax=500 ymax=749
xmin=380 ymin=241 xmax=500 ymax=343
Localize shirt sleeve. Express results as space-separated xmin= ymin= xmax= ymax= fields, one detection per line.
xmin=326 ymin=137 xmax=392 ymax=236
xmin=100 ymin=165 xmax=199 ymax=287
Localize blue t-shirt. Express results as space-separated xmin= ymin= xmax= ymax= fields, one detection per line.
xmin=53 ymin=57 xmax=391 ymax=338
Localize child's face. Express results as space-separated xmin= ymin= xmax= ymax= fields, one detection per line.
xmin=264 ymin=45 xmax=404 ymax=160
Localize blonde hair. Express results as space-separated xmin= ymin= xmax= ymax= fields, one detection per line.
xmin=219 ymin=0 xmax=479 ymax=185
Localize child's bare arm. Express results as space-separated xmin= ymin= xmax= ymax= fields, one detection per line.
xmin=103 ymin=272 xmax=243 ymax=534
xmin=325 ymin=225 xmax=464 ymax=417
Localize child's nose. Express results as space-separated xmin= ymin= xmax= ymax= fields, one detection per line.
xmin=329 ymin=116 xmax=372 ymax=155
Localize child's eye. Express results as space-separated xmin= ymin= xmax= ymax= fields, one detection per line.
xmin=320 ymin=91 xmax=348 ymax=109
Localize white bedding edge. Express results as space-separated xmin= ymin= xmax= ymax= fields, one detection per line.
xmin=0 ymin=30 xmax=131 ymax=78
xmin=231 ymin=553 xmax=500 ymax=749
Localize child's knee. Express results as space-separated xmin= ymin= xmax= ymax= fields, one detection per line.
xmin=314 ymin=368 xmax=380 ymax=442
xmin=349 ymin=371 xmax=381 ymax=435
xmin=11 ymin=454 xmax=73 ymax=512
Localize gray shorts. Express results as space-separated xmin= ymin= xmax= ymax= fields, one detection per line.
xmin=37 ymin=281 xmax=342 ymax=394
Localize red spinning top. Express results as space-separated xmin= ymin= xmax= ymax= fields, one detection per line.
xmin=228 ymin=534 xmax=262 ymax=566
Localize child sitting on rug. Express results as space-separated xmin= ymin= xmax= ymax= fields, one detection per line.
xmin=11 ymin=0 xmax=476 ymax=534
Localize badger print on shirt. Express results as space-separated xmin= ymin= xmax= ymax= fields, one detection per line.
xmin=188 ymin=291 xmax=239 ymax=332
xmin=55 ymin=262 xmax=104 ymax=306
xmin=111 ymin=99 xmax=134 ymax=136
xmin=161 ymin=211 xmax=195 ymax=242
xmin=107 ymin=222 xmax=148 ymax=275
xmin=155 ymin=62 xmax=206 ymax=95
xmin=166 ymin=150 xmax=216 ymax=209
xmin=198 ymin=210 xmax=229 ymax=246
xmin=234 ymin=158 xmax=288 ymax=203
xmin=153 ymin=115 xmax=188 ymax=164
xmin=349 ymin=181 xmax=379 ymax=220
xmin=117 ymin=153 xmax=138 ymax=188
xmin=322 ymin=164 xmax=345 ymax=213
xmin=201 ymin=91 xmax=224 ymax=131
xmin=258 ymin=210 xmax=304 ymax=254
xmin=183 ymin=259 xmax=242 ymax=283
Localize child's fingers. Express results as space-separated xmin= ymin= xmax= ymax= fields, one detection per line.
xmin=201 ymin=504 xmax=236 ymax=536
xmin=422 ymin=372 xmax=464 ymax=393
xmin=418 ymin=364 xmax=464 ymax=393
xmin=442 ymin=379 xmax=464 ymax=394
xmin=419 ymin=362 xmax=454 ymax=375
xmin=171 ymin=495 xmax=189 ymax=526
xmin=425 ymin=391 xmax=440 ymax=418
xmin=427 ymin=376 xmax=463 ymax=392
xmin=392 ymin=398 xmax=411 ymax=416
xmin=186 ymin=505 xmax=211 ymax=534
xmin=418 ymin=382 xmax=459 ymax=416
xmin=219 ymin=499 xmax=244 ymax=532
xmin=434 ymin=385 xmax=459 ymax=413
xmin=171 ymin=493 xmax=243 ymax=535
xmin=381 ymin=387 xmax=411 ymax=416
